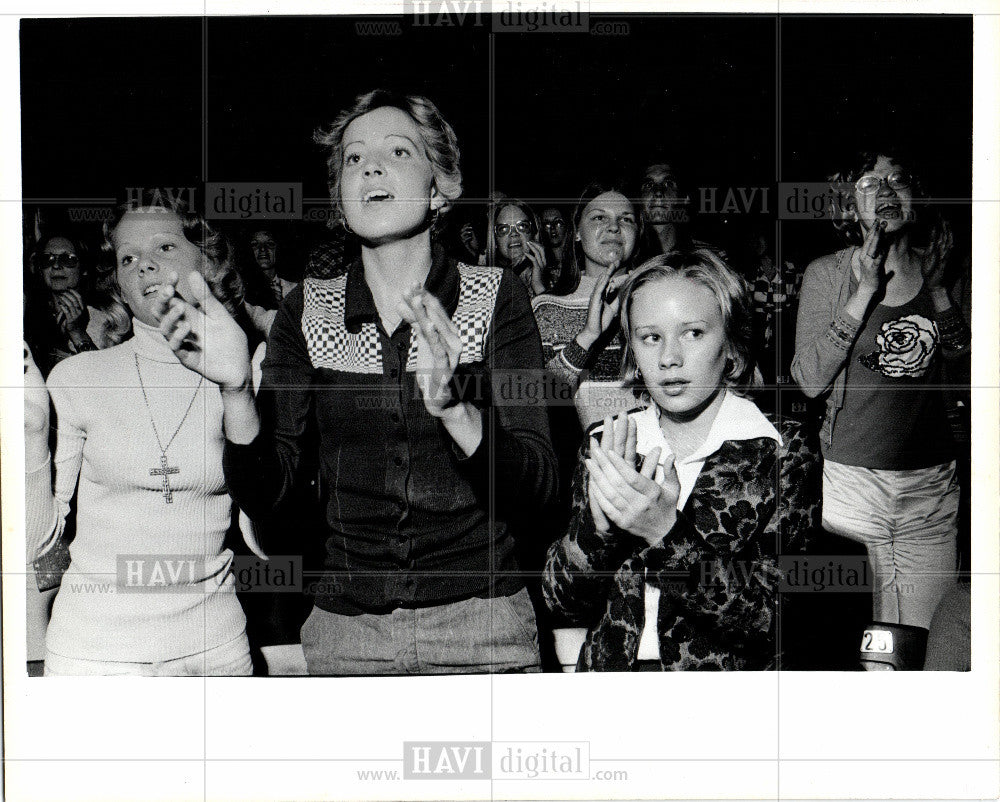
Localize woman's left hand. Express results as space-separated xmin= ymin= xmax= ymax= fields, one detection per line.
xmin=586 ymin=414 xmax=680 ymax=546
xmin=918 ymin=219 xmax=954 ymax=291
xmin=398 ymin=285 xmax=464 ymax=418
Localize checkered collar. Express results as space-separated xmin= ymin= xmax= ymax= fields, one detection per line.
xmin=343 ymin=240 xmax=460 ymax=334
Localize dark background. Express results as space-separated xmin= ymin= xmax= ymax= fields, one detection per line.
xmin=21 ymin=14 xmax=972 ymax=267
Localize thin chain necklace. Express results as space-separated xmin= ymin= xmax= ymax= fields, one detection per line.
xmin=134 ymin=353 xmax=203 ymax=504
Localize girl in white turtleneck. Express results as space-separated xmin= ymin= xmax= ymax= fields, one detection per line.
xmin=25 ymin=195 xmax=255 ymax=676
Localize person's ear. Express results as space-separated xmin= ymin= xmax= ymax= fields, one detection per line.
xmin=429 ymin=181 xmax=446 ymax=212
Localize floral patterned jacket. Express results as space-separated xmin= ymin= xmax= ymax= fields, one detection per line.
xmin=542 ymin=414 xmax=821 ymax=671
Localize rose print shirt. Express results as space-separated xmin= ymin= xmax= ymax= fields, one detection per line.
xmin=824 ymin=285 xmax=955 ymax=470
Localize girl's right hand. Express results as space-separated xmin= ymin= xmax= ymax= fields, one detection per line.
xmin=24 ymin=344 xmax=49 ymax=438
xmin=155 ymin=272 xmax=251 ymax=391
xmin=856 ymin=218 xmax=887 ymax=292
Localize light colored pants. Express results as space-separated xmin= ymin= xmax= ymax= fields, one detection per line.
xmin=43 ymin=631 xmax=252 ymax=676
xmin=822 ymin=459 xmax=959 ymax=630
xmin=300 ymin=589 xmax=541 ymax=675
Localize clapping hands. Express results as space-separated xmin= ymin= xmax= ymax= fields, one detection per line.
xmin=586 ymin=413 xmax=680 ymax=546
xmin=397 ymin=284 xmax=464 ymax=418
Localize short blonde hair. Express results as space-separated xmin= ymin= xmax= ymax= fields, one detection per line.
xmin=314 ymin=89 xmax=463 ymax=234
xmin=618 ymin=248 xmax=760 ymax=397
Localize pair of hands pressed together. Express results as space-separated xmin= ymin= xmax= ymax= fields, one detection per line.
xmin=51 ymin=289 xmax=89 ymax=336
xmin=586 ymin=413 xmax=680 ymax=547
xmin=396 ymin=282 xmax=465 ymax=419
xmin=155 ymin=270 xmax=466 ymax=422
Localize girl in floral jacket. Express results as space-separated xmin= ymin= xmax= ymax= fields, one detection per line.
xmin=543 ymin=249 xmax=820 ymax=671
xmin=791 ymin=151 xmax=970 ymax=650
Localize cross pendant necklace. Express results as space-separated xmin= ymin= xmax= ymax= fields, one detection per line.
xmin=150 ymin=454 xmax=180 ymax=503
xmin=134 ymin=353 xmax=203 ymax=504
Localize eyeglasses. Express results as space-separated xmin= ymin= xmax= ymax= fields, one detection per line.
xmin=855 ymin=170 xmax=912 ymax=195
xmin=494 ymin=221 xmax=533 ymax=238
xmin=642 ymin=179 xmax=679 ymax=194
xmin=542 ymin=220 xmax=566 ymax=231
xmin=36 ymin=253 xmax=80 ymax=270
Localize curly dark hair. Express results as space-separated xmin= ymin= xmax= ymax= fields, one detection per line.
xmin=828 ymin=149 xmax=927 ymax=246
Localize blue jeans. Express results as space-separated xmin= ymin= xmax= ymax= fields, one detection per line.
xmin=299 ymin=589 xmax=541 ymax=675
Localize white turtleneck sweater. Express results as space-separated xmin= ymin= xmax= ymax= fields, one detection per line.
xmin=25 ymin=319 xmax=245 ymax=662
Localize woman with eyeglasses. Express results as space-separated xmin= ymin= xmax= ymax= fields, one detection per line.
xmin=25 ymin=233 xmax=131 ymax=376
xmin=485 ymin=196 xmax=553 ymax=297
xmin=791 ymin=150 xmax=970 ymax=665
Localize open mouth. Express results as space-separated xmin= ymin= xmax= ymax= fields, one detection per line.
xmin=659 ymin=379 xmax=689 ymax=393
xmin=143 ymin=283 xmax=162 ymax=297
xmin=875 ymin=202 xmax=901 ymax=217
xmin=363 ymin=189 xmax=394 ymax=204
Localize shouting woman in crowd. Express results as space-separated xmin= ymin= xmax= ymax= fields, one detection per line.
xmin=544 ymin=250 xmax=820 ymax=671
xmin=24 ymin=193 xmax=256 ymax=675
xmin=792 ymin=151 xmax=970 ymax=665
xmin=153 ymin=89 xmax=557 ymax=675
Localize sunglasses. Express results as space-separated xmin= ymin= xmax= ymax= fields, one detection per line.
xmin=855 ymin=170 xmax=912 ymax=196
xmin=36 ymin=253 xmax=80 ymax=270
xmin=495 ymin=221 xmax=533 ymax=238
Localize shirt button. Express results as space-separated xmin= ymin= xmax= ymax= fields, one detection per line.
xmin=390 ymin=412 xmax=400 ymax=423
xmin=393 ymin=456 xmax=404 ymax=467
